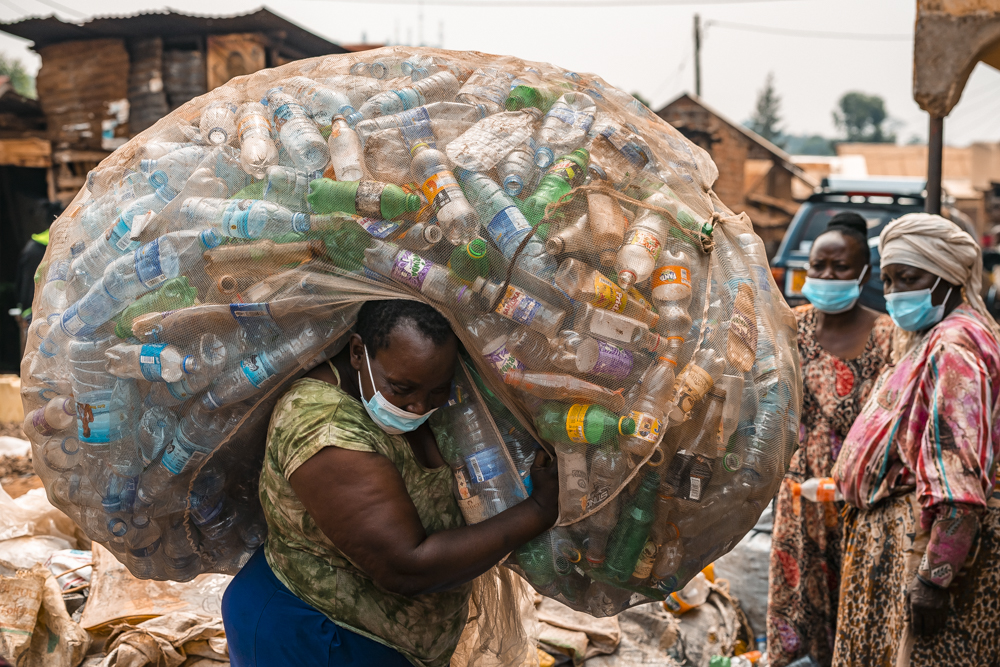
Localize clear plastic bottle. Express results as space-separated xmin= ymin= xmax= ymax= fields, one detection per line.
xmin=479 ymin=280 xmax=567 ymax=339
xmin=22 ymin=395 xmax=76 ymax=438
xmin=445 ymin=108 xmax=542 ymax=173
xmin=620 ymin=358 xmax=677 ymax=457
xmin=362 ymin=241 xmax=474 ymax=307
xmin=158 ymin=512 xmax=200 ymax=581
xmin=200 ymin=101 xmax=237 ymax=145
xmin=354 ymin=102 xmax=486 ymax=145
xmin=575 ymin=338 xmax=638 ymax=382
xmin=587 ymin=118 xmax=651 ymax=186
xmin=265 ymin=88 xmax=330 ymax=173
xmin=106 ymin=343 xmax=199 ymax=383
xmin=533 ymin=93 xmax=597 ymax=169
xmin=465 ymin=314 xmax=523 ymax=379
xmin=583 ymin=448 xmax=629 ymax=566
xmin=200 ymin=324 xmax=324 ymax=411
xmin=262 ymin=165 xmax=311 ymax=211
xmin=555 ymin=258 xmax=658 ymax=326
xmin=790 ymin=477 xmax=843 ymax=516
xmin=78 ymin=195 xmax=119 ymax=240
xmin=497 ymin=138 xmax=538 ymax=196
xmin=455 ymin=167 xmax=555 ymax=277
xmin=663 ymin=571 xmax=710 ymax=614
xmin=180 ymin=197 xmax=310 ymax=239
xmin=236 ymin=102 xmax=278 ymax=178
xmin=137 ymin=406 xmax=178 ymax=467
xmin=327 ymin=115 xmax=367 ymax=181
xmin=670 ymin=345 xmax=726 ymax=423
xmin=278 ymin=76 xmax=362 ymax=128
xmin=38 ymin=259 xmax=70 ymax=317
xmin=358 ymin=70 xmax=460 ymax=118
xmin=614 ymin=192 xmax=675 ymax=290
xmin=139 ymin=145 xmax=210 ymax=189
xmin=190 ymin=471 xmax=243 ymax=560
xmin=575 ymin=302 xmax=668 ymax=354
xmin=410 ymin=142 xmax=479 ymax=245
xmin=456 ymin=67 xmax=515 ymax=114
xmin=124 ymin=514 xmax=163 ymax=579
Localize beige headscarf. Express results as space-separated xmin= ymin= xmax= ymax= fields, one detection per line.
xmin=879 ymin=212 xmax=1000 ymax=359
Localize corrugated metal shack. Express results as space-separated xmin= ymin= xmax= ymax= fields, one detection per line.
xmin=0 ymin=7 xmax=348 ymax=372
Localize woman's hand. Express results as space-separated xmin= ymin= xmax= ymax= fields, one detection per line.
xmin=908 ymin=576 xmax=949 ymax=637
xmin=527 ymin=450 xmax=559 ymax=526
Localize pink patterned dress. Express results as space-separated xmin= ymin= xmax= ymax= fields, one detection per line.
xmin=766 ymin=305 xmax=894 ymax=667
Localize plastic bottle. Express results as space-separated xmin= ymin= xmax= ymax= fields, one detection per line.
xmin=278 ymin=76 xmax=362 ymax=128
xmin=587 ymin=119 xmax=651 ymax=186
xmin=534 ymin=402 xmax=635 ymax=446
xmin=22 ymin=396 xmax=76 ymax=437
xmin=114 ymin=277 xmax=197 ymax=340
xmin=555 ymin=441 xmax=589 ymax=518
xmin=180 ymin=197 xmax=310 ymax=239
xmin=670 ymin=345 xmax=726 ymax=423
xmin=620 ymin=357 xmax=677 ymax=457
xmin=448 ymin=238 xmax=489 ymax=284
xmin=451 ymin=404 xmax=523 ymax=519
xmin=574 ymin=338 xmax=638 ymax=382
xmin=679 ymin=387 xmax=726 ymax=501
xmin=465 ymin=314 xmax=523 ymax=379
xmin=604 ymin=472 xmax=660 ymax=582
xmin=363 ymin=242 xmax=474 ymax=307
xmin=545 ymin=212 xmax=619 ymax=267
xmin=505 ymin=82 xmax=571 ymax=113
xmin=159 ymin=512 xmax=200 ymax=581
xmin=446 ymin=108 xmax=542 ymax=173
xmin=391 ymin=221 xmax=445 ymax=252
xmin=358 ymin=70 xmax=460 ymax=118
xmin=515 ymin=533 xmax=558 ymax=593
xmin=200 ymin=324 xmax=324 ymax=411
xmin=614 ymin=193 xmax=676 ymax=290
xmin=236 ymin=102 xmax=278 ymax=178
xmin=139 ymin=146 xmax=210 ymax=189
xmin=456 ymin=67 xmax=515 ymax=114
xmin=123 ymin=514 xmax=163 ymax=579
xmin=575 ymin=302 xmax=668 ymax=355
xmin=650 ymin=248 xmax=694 ymax=311
xmin=479 ymin=280 xmax=566 ymax=339
xmin=791 ymin=477 xmax=843 ymax=516
xmin=189 ymin=472 xmax=243 ymax=559
xmin=137 ymin=406 xmax=178 ymax=467
xmin=106 ymin=343 xmax=199 ymax=383
xmin=497 ymin=139 xmax=538 ymax=196
xmin=455 ymin=167 xmax=556 ymax=277
xmin=354 ymin=102 xmax=486 ymax=145
xmin=266 ymin=88 xmax=330 ymax=173
xmin=503 ymin=369 xmax=626 ymax=412
xmin=410 ymin=141 xmax=479 ymax=245
xmin=327 ymin=115 xmax=367 ymax=181
xmin=533 ymin=93 xmax=597 ymax=169
xmin=260 ymin=165 xmax=311 ymax=211
xmin=306 ymin=178 xmax=421 ymax=220
xmin=664 ymin=571 xmax=711 ymax=614
xmin=583 ymin=448 xmax=629 ymax=565
xmin=200 ymin=101 xmax=237 ymax=145
xmin=78 ymin=195 xmax=119 ymax=240
xmin=555 ymin=258 xmax=658 ymax=326
xmin=523 ymin=148 xmax=590 ymax=226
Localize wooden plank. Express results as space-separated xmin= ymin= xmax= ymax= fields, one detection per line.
xmin=0 ymin=137 xmax=51 ymax=167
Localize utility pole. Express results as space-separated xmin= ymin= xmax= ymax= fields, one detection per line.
xmin=694 ymin=14 xmax=702 ymax=97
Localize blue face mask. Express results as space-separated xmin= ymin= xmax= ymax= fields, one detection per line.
xmin=884 ymin=276 xmax=953 ymax=332
xmin=358 ymin=346 xmax=436 ymax=435
xmin=801 ymin=265 xmax=868 ymax=314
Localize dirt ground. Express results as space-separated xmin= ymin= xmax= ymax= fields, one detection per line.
xmin=0 ymin=420 xmax=42 ymax=499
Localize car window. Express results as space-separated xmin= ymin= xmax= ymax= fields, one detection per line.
xmin=792 ymin=205 xmax=905 ymax=253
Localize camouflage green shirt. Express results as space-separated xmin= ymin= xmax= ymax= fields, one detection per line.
xmin=260 ymin=377 xmax=471 ymax=667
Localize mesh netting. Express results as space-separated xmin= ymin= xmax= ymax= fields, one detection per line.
xmin=20 ymin=46 xmax=801 ymax=616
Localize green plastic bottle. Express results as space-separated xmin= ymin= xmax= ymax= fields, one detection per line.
xmin=534 ymin=402 xmax=635 ymax=446
xmin=523 ymin=148 xmax=590 ymax=227
xmin=113 ymin=277 xmax=197 ymax=340
xmin=603 ymin=471 xmax=661 ymax=583
xmin=515 ymin=534 xmax=558 ymax=591
xmin=448 ymin=237 xmax=489 ymax=284
xmin=323 ymin=220 xmax=374 ymax=272
xmin=307 ymin=178 xmax=421 ymax=220
xmin=233 ymin=179 xmax=266 ymax=200
xmin=505 ymin=83 xmax=570 ymax=113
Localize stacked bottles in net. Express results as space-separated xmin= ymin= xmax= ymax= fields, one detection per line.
xmin=20 ymin=48 xmax=800 ymax=611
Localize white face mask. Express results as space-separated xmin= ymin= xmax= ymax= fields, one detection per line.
xmin=357 ymin=346 xmax=436 ymax=435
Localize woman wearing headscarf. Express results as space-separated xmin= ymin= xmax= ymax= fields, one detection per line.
xmin=766 ymin=213 xmax=894 ymax=666
xmin=832 ymin=213 xmax=1000 ymax=665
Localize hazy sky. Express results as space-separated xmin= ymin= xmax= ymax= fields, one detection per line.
xmin=0 ymin=0 xmax=996 ymax=148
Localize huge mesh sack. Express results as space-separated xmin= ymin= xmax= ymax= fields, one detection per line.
xmin=20 ymin=46 xmax=801 ymax=616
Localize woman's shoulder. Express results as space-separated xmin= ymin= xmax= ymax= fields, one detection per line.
xmin=928 ymin=306 xmax=1000 ymax=365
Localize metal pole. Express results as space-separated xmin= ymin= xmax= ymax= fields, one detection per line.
xmin=926 ymin=115 xmax=943 ymax=215
xmin=694 ymin=14 xmax=702 ymax=97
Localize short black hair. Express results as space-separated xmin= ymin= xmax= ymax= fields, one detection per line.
xmin=356 ymin=299 xmax=455 ymax=351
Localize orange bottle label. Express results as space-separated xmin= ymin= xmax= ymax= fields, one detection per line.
xmin=651 ymin=265 xmax=691 ymax=290
xmin=815 ymin=478 xmax=839 ymax=502
xmin=629 ymin=411 xmax=662 ymax=443
xmin=624 ymin=229 xmax=662 ymax=259
xmin=592 ymin=274 xmax=628 ymax=313
xmin=420 ymin=170 xmax=460 ymax=209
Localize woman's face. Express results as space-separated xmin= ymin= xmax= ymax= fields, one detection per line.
xmin=351 ymin=323 xmax=457 ymax=416
xmin=807 ymin=231 xmax=868 ymax=282
xmin=881 ymin=263 xmax=950 ymax=300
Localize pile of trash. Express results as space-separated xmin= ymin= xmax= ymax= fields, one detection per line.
xmin=20 ymin=46 xmax=800 ymax=615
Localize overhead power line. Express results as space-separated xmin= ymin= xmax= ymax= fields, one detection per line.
xmin=706 ymin=20 xmax=912 ymax=41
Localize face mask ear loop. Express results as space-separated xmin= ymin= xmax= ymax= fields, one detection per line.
xmin=358 ymin=345 xmax=377 ymax=403
xmin=856 ymin=265 xmax=869 ymax=285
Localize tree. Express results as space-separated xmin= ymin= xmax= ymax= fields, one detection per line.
xmin=0 ymin=54 xmax=35 ymax=99
xmin=749 ymin=72 xmax=782 ymax=143
xmin=833 ymin=92 xmax=895 ymax=143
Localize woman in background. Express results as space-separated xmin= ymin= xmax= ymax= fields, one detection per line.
xmin=766 ymin=213 xmax=893 ymax=666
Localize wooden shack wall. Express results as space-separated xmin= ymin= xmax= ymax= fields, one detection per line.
xmin=36 ymin=38 xmax=130 ymax=150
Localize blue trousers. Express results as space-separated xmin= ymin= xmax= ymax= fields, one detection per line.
xmin=222 ymin=548 xmax=412 ymax=667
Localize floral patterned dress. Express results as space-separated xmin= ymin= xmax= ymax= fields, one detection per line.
xmin=765 ymin=306 xmax=893 ymax=667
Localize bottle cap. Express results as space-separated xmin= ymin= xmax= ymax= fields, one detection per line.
xmin=618 ymin=415 xmax=636 ymax=436
xmin=466 ymin=238 xmax=487 ymax=259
